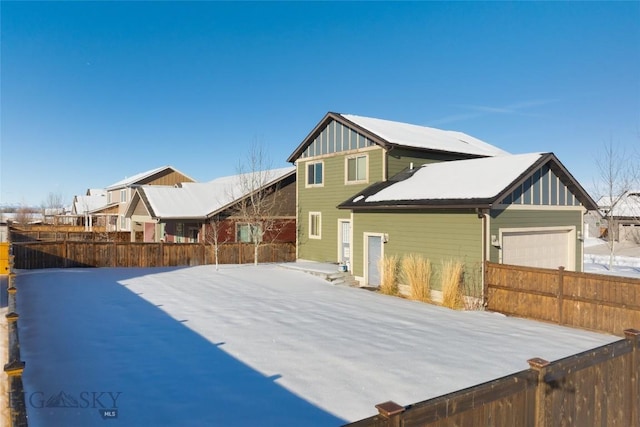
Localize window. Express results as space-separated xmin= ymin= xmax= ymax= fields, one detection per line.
xmin=107 ymin=192 xmax=112 ymax=204
xmin=237 ymin=223 xmax=262 ymax=243
xmin=309 ymin=212 xmax=321 ymax=239
xmin=346 ymin=155 xmax=367 ymax=183
xmin=306 ymin=161 xmax=323 ymax=187
xmin=120 ymin=215 xmax=127 ymax=230
xmin=120 ymin=189 xmax=127 ymax=203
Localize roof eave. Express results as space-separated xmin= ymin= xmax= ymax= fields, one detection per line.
xmin=338 ymin=200 xmax=494 ymax=211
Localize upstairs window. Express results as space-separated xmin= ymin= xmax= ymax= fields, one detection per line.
xmin=306 ymin=161 xmax=324 ymax=187
xmin=346 ymin=155 xmax=367 ymax=183
xmin=120 ymin=189 xmax=127 ymax=203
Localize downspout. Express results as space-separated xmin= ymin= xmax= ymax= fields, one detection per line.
xmin=477 ymin=208 xmax=490 ymax=308
xmin=383 ymin=145 xmax=395 ymax=181
xmin=295 ymin=161 xmax=299 ymax=260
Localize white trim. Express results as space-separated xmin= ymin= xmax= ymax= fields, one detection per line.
xmin=299 ymin=144 xmax=380 ymax=162
xmin=344 ymin=153 xmax=369 ymax=185
xmin=309 ymin=212 xmax=322 ymax=239
xmin=337 ymin=218 xmax=352 ymax=269
xmin=494 ymin=204 xmax=584 ymax=211
xmin=305 ymin=160 xmax=324 ymax=188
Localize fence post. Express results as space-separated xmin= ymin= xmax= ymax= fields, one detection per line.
xmin=528 ymin=357 xmax=550 ymax=427
xmin=557 ymin=266 xmax=564 ymax=326
xmin=374 ymin=401 xmax=405 ymax=427
xmin=624 ymin=329 xmax=640 ymax=426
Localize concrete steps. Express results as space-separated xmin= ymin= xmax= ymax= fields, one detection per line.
xmin=279 ymin=262 xmax=360 ymax=287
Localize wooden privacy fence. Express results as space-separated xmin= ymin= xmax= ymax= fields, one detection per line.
xmin=485 ymin=261 xmax=640 ymax=336
xmin=3 ymin=259 xmax=28 ymax=427
xmin=10 ymin=230 xmax=130 ymax=243
xmin=345 ymin=329 xmax=640 ymax=427
xmin=11 ymin=241 xmax=296 ymax=269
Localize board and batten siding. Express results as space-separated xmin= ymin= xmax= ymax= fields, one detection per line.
xmin=297 ymin=148 xmax=384 ymax=262
xmin=489 ymin=208 xmax=584 ymax=270
xmin=352 ymin=209 xmax=483 ymax=290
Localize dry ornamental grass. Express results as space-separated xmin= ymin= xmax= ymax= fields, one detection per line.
xmin=401 ymin=254 xmax=432 ymax=302
xmin=379 ymin=255 xmax=399 ymax=295
xmin=441 ymin=260 xmax=465 ymax=309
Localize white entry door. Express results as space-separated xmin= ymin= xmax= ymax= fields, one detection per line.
xmin=339 ymin=220 xmax=351 ymax=269
xmin=366 ymin=235 xmax=382 ymax=287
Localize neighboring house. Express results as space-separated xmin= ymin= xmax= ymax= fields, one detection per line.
xmin=70 ymin=189 xmax=108 ymax=229
xmin=101 ymin=166 xmax=195 ymax=232
xmin=287 ymin=112 xmax=597 ymax=290
xmin=125 ymin=167 xmax=296 ymax=244
xmin=597 ymin=190 xmax=640 ymax=242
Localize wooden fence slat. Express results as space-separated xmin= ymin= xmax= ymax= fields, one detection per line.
xmin=486 ymin=262 xmax=640 ymax=336
xmin=10 ymin=241 xmax=295 ymax=269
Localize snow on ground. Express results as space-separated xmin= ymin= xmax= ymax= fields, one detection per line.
xmin=1 ymin=275 xmax=8 ymax=426
xmin=584 ymin=237 xmax=640 ymax=278
xmin=16 ymin=265 xmax=618 ymax=427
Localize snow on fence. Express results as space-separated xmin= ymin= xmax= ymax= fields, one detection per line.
xmin=11 ymin=241 xmax=296 ymax=269
xmin=3 ymin=257 xmax=28 ymax=427
xmin=485 ymin=261 xmax=640 ymax=336
xmin=345 ymin=329 xmax=640 ymax=427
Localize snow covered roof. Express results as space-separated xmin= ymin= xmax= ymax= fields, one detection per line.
xmin=131 ymin=167 xmax=295 ymax=219
xmin=342 ymin=114 xmax=509 ymax=157
xmin=288 ymin=112 xmax=508 ymax=162
xmin=598 ymin=191 xmax=640 ymax=218
xmin=73 ymin=193 xmax=108 ymax=214
xmin=339 ymin=152 xmax=597 ymax=210
xmin=105 ymin=166 xmax=194 ymax=190
xmin=86 ymin=188 xmax=106 ymax=197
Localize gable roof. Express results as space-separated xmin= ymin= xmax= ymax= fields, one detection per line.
xmin=126 ymin=167 xmax=296 ymax=220
xmin=72 ymin=193 xmax=108 ymax=214
xmin=338 ymin=152 xmax=597 ymax=210
xmin=597 ymin=190 xmax=640 ymax=218
xmin=105 ymin=166 xmax=195 ymax=190
xmin=287 ymin=112 xmax=508 ymax=162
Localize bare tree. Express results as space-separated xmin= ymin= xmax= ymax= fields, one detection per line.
xmin=15 ymin=204 xmax=35 ymax=225
xmin=232 ymin=143 xmax=290 ymax=265
xmin=42 ymin=192 xmax=65 ymax=224
xmin=204 ymin=213 xmax=232 ymax=271
xmin=594 ymin=140 xmax=639 ymax=268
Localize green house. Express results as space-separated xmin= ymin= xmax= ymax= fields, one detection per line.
xmin=287 ymin=112 xmax=597 ymax=292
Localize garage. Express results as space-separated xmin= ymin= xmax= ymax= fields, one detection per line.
xmin=501 ymin=228 xmax=574 ymax=270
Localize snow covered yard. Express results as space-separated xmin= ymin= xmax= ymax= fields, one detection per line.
xmin=16 ymin=264 xmax=617 ymax=427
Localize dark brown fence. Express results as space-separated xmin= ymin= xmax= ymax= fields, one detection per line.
xmin=10 ymin=229 xmax=131 ymax=243
xmin=3 ymin=260 xmax=28 ymax=427
xmin=345 ymin=329 xmax=640 ymax=427
xmin=11 ymin=242 xmax=296 ymax=269
xmin=485 ymin=261 xmax=640 ymax=336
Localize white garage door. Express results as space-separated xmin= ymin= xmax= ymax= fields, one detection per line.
xmin=501 ymin=229 xmax=573 ymax=270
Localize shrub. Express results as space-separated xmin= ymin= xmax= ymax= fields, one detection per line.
xmin=441 ymin=260 xmax=465 ymax=309
xmin=462 ymin=262 xmax=484 ymax=310
xmin=401 ymin=254 xmax=432 ymax=302
xmin=379 ymin=255 xmax=399 ymax=295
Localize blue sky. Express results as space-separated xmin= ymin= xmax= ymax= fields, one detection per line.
xmin=1 ymin=1 xmax=639 ymax=207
